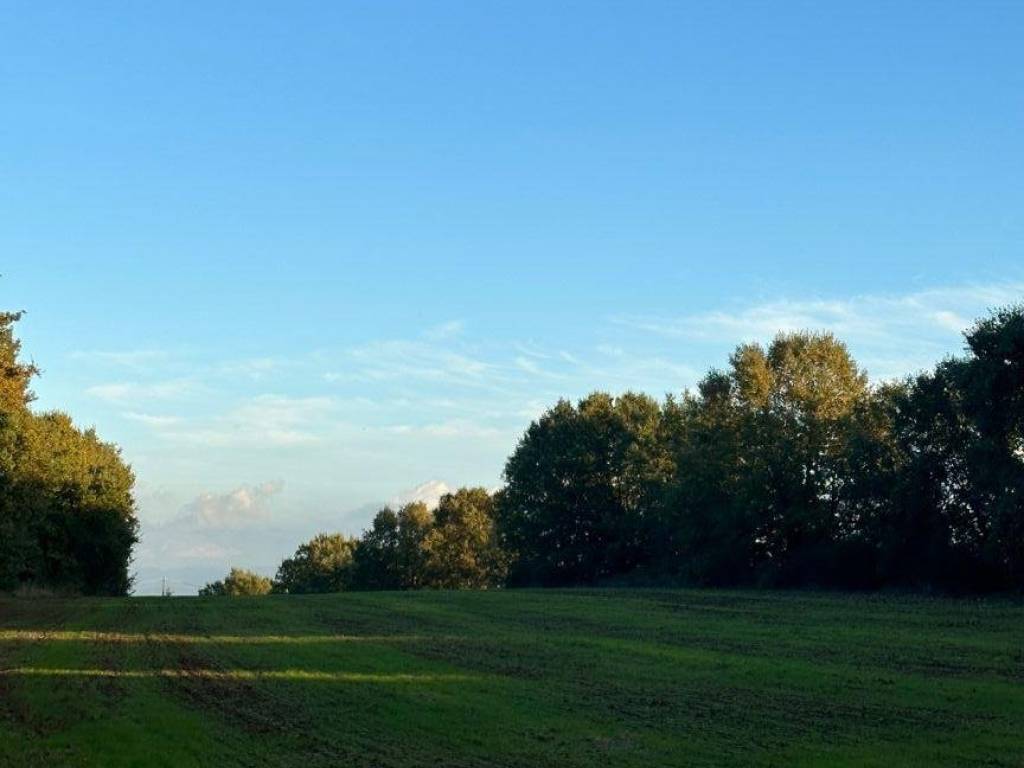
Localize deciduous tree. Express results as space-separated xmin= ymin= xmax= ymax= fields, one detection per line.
xmin=200 ymin=567 xmax=273 ymax=596
xmin=424 ymin=488 xmax=508 ymax=589
xmin=274 ymin=533 xmax=358 ymax=594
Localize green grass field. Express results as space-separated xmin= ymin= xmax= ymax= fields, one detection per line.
xmin=1 ymin=589 xmax=1022 ymax=767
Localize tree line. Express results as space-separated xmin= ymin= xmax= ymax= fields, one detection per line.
xmin=201 ymin=487 xmax=509 ymax=595
xmin=0 ymin=312 xmax=137 ymax=596
xmin=208 ymin=304 xmax=1024 ymax=596
xmin=1 ymin=303 xmax=1019 ymax=597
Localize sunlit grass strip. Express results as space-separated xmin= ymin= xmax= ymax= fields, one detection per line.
xmin=0 ymin=631 xmax=442 ymax=645
xmin=0 ymin=667 xmax=475 ymax=684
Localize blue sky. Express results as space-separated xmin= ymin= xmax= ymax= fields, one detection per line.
xmin=2 ymin=2 xmax=1022 ymax=591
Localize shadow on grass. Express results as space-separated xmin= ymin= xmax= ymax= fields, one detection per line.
xmin=0 ymin=667 xmax=475 ymax=683
xmin=0 ymin=630 xmax=449 ymax=645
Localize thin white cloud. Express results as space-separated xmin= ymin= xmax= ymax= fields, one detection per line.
xmin=513 ymin=342 xmax=554 ymax=360
xmin=172 ymin=542 xmax=238 ymax=561
xmin=612 ymin=282 xmax=1024 ymax=380
xmin=930 ymin=310 xmax=968 ymax=332
xmin=71 ymin=349 xmax=173 ymax=368
xmin=159 ymin=395 xmax=337 ymax=447
xmin=422 ymin=320 xmax=464 ymax=341
xmin=577 ymin=346 xmax=700 ymax=393
xmin=123 ymin=412 xmax=181 ymax=427
xmin=86 ymin=379 xmax=197 ymax=403
xmin=514 ymin=355 xmax=567 ymax=380
xmin=517 ymin=399 xmax=550 ymax=419
xmin=332 ymin=340 xmax=502 ymax=389
xmin=614 ymin=284 xmax=1024 ymax=343
xmin=384 ymin=420 xmax=505 ymax=440
xmin=218 ymin=357 xmax=286 ymax=380
xmin=231 ymin=394 xmax=335 ymax=426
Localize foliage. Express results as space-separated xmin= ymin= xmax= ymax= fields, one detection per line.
xmin=658 ymin=332 xmax=876 ymax=587
xmin=861 ymin=305 xmax=1024 ymax=589
xmin=495 ymin=312 xmax=1024 ymax=592
xmin=496 ymin=392 xmax=671 ymax=585
xmin=258 ymin=304 xmax=1024 ymax=594
xmin=0 ymin=311 xmax=38 ymax=411
xmin=351 ymin=503 xmax=434 ymax=590
xmin=274 ymin=533 xmax=358 ymax=594
xmin=199 ymin=567 xmax=273 ymax=596
xmin=424 ymin=488 xmax=509 ymax=589
xmin=281 ymin=491 xmax=509 ymax=593
xmin=0 ymin=312 xmax=137 ymax=595
xmin=7 ymin=297 xmax=1021 ymax=597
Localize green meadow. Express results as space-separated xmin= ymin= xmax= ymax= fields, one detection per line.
xmin=1 ymin=589 xmax=1022 ymax=767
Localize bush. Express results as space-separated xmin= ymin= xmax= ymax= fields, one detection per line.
xmin=199 ymin=568 xmax=273 ymax=596
xmin=274 ymin=533 xmax=357 ymax=594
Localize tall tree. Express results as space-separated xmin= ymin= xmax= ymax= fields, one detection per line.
xmin=352 ymin=503 xmax=434 ymax=589
xmin=0 ymin=312 xmax=137 ymax=595
xmin=394 ymin=502 xmax=434 ymax=589
xmin=731 ymin=332 xmax=871 ymax=583
xmin=424 ymin=488 xmax=508 ymax=589
xmin=498 ymin=392 xmax=670 ymax=585
xmin=659 ymin=333 xmax=874 ymax=586
xmin=657 ymin=374 xmax=754 ymax=584
xmin=957 ymin=305 xmax=1024 ymax=584
xmin=274 ymin=533 xmax=358 ymax=594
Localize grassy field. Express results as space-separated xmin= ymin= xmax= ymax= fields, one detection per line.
xmin=1 ymin=589 xmax=1022 ymax=767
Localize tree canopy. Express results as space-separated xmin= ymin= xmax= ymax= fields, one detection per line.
xmin=498 ymin=392 xmax=670 ymax=586
xmin=9 ymin=301 xmax=1023 ymax=597
xmin=496 ymin=315 xmax=1024 ymax=592
xmin=274 ymin=533 xmax=358 ymax=594
xmin=199 ymin=567 xmax=273 ymax=597
xmin=0 ymin=312 xmax=137 ymax=595
xmin=206 ymin=305 xmax=1024 ymax=596
xmin=424 ymin=487 xmax=508 ymax=589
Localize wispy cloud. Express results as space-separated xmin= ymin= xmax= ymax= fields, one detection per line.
xmin=328 ymin=340 xmax=501 ymax=390
xmin=171 ymin=542 xmax=239 ymax=561
xmin=384 ymin=419 xmax=505 ymax=440
xmin=589 ymin=346 xmax=700 ymax=389
xmin=218 ymin=357 xmax=288 ymax=381
xmin=514 ymin=355 xmax=567 ymax=380
xmin=71 ymin=349 xmax=173 ymax=369
xmin=158 ymin=395 xmax=337 ymax=447
xmin=615 ymin=284 xmax=1024 ymax=343
xmin=86 ymin=379 xmax=198 ymax=403
xmin=422 ymin=320 xmax=464 ymax=341
xmin=612 ymin=282 xmax=1024 ymax=380
xmin=122 ymin=411 xmax=181 ymax=427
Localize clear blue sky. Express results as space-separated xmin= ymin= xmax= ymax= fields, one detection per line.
xmin=2 ymin=2 xmax=1022 ymax=591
